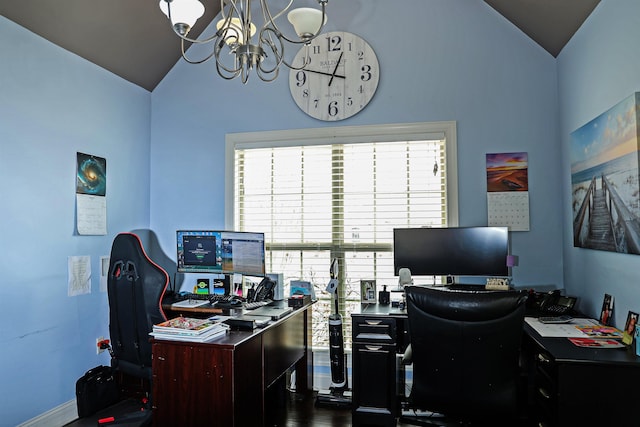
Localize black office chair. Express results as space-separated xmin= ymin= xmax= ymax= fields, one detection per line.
xmin=400 ymin=285 xmax=528 ymax=426
xmin=105 ymin=232 xmax=169 ymax=425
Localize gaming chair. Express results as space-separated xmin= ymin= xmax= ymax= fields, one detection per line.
xmin=104 ymin=232 xmax=168 ymax=425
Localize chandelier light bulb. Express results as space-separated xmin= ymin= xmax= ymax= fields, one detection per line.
xmin=216 ymin=17 xmax=257 ymax=46
xmin=287 ymin=8 xmax=326 ymax=39
xmin=159 ymin=0 xmax=205 ymax=34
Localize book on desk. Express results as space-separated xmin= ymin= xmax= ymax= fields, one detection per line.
xmin=150 ymin=316 xmax=229 ymax=342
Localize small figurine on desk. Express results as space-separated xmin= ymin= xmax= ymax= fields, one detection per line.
xmin=379 ymin=285 xmax=390 ymax=305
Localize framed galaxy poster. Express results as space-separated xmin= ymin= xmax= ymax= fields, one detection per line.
xmin=76 ymin=152 xmax=107 ymax=235
xmin=570 ymin=93 xmax=640 ymax=254
xmin=76 ymin=152 xmax=106 ymax=196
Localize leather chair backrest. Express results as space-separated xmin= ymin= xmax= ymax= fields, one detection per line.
xmin=107 ymin=233 xmax=168 ymax=379
xmin=405 ymin=285 xmax=527 ymax=421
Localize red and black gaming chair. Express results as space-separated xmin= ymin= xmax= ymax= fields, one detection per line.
xmin=104 ymin=232 xmax=168 ymax=425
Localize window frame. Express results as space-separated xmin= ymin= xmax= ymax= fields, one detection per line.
xmin=225 ymin=121 xmax=459 ymax=229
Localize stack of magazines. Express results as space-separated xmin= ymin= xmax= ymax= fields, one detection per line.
xmin=150 ymin=316 xmax=229 ymax=342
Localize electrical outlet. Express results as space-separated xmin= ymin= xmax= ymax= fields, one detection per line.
xmin=96 ymin=336 xmax=105 ymax=355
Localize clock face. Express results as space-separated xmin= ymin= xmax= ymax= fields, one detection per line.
xmin=289 ymin=31 xmax=380 ymax=121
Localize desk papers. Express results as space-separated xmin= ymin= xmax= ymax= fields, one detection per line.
xmin=568 ymin=338 xmax=625 ymax=348
xmin=172 ymin=299 xmax=211 ymax=308
xmin=525 ymin=317 xmax=600 ymax=338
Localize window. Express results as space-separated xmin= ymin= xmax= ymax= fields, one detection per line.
xmin=225 ymin=122 xmax=458 ymax=348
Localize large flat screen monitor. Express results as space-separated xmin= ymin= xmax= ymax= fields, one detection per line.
xmin=393 ymin=226 xmax=509 ymax=277
xmin=177 ymin=230 xmax=266 ymax=277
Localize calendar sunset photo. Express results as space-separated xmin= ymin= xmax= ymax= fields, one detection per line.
xmin=486 ymin=152 xmax=529 ymax=192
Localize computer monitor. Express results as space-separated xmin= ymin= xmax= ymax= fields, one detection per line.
xmin=177 ymin=230 xmax=266 ymax=277
xmin=393 ymin=226 xmax=509 ymax=278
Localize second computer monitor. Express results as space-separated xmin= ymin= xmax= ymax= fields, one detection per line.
xmin=177 ymin=230 xmax=266 ymax=277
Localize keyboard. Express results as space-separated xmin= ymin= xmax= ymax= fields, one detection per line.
xmin=174 ymin=292 xmax=211 ymax=302
xmin=212 ymin=294 xmax=245 ymax=309
xmin=171 ymin=298 xmax=210 ymax=308
xmin=208 ymin=294 xmax=229 ymax=303
xmin=244 ymin=299 xmax=272 ymax=310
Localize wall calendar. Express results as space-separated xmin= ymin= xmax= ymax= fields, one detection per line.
xmin=486 ymin=152 xmax=530 ymax=232
xmin=487 ymin=192 xmax=530 ymax=231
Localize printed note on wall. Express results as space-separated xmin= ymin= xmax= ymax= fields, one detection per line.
xmin=68 ymin=255 xmax=91 ymax=296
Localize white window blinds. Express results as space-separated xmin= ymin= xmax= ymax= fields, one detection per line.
xmin=227 ymin=122 xmax=457 ymax=348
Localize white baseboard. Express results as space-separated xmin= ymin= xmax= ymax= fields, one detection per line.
xmin=17 ymin=399 xmax=77 ymax=427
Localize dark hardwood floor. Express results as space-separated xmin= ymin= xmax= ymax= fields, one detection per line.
xmin=276 ymin=391 xmax=354 ymax=426
xmin=64 ymin=391 xmax=420 ymax=427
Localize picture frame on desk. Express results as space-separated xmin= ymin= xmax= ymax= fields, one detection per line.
xmin=600 ymin=293 xmax=614 ymax=325
xmin=623 ymin=311 xmax=639 ymax=345
xmin=360 ymin=280 xmax=377 ymax=303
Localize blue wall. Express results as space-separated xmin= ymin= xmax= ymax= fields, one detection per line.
xmin=0 ymin=17 xmax=152 ymax=425
xmin=558 ymin=0 xmax=640 ymax=326
xmin=5 ymin=0 xmax=640 ymax=424
xmin=150 ymin=0 xmax=563 ymax=289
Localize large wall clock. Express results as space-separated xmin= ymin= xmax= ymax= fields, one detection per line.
xmin=289 ymin=31 xmax=380 ymax=121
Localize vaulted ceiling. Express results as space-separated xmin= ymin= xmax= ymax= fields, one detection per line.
xmin=0 ymin=0 xmax=600 ymax=92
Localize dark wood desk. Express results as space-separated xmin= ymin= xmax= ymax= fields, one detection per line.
xmin=151 ymin=302 xmax=313 ymax=427
xmin=523 ymin=321 xmax=640 ymax=427
xmin=352 ymin=303 xmax=640 ymax=427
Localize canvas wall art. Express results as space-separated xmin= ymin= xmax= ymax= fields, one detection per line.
xmin=571 ymin=92 xmax=640 ymax=254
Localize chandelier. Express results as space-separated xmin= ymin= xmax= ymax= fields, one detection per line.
xmin=159 ymin=0 xmax=329 ymax=83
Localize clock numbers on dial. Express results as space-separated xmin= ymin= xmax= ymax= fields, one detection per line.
xmin=289 ymin=31 xmax=380 ymax=121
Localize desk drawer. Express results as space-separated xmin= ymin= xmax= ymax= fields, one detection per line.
xmin=533 ymin=350 xmax=557 ymax=425
xmin=352 ymin=342 xmax=398 ymax=426
xmin=353 ymin=317 xmax=396 ymax=343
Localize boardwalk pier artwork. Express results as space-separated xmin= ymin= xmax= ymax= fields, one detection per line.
xmin=571 ymin=93 xmax=640 ymax=254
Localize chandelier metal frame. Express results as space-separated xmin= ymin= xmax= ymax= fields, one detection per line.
xmin=160 ymin=0 xmax=329 ymax=83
